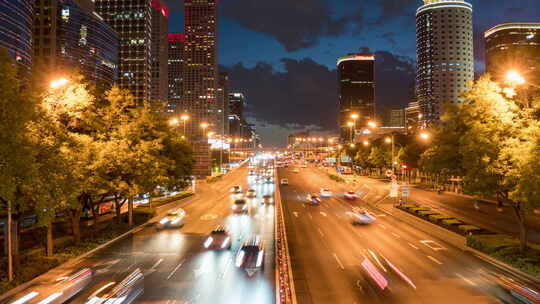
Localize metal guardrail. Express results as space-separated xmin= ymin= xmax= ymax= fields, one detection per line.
xmin=274 ymin=168 xmax=297 ymax=304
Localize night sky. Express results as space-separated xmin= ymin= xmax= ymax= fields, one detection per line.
xmin=163 ymin=0 xmax=540 ymax=146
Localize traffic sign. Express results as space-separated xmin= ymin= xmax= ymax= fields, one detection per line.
xmin=401 ymin=184 xmax=409 ymax=196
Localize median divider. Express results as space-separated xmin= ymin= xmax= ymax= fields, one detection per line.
xmin=274 ymin=168 xmax=297 ymax=304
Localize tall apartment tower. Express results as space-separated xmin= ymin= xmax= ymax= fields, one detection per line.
xmin=337 ymin=54 xmax=375 ymax=143
xmin=217 ymin=72 xmax=230 ymax=136
xmin=485 ymin=23 xmax=540 ymax=85
xmin=0 ymin=0 xmax=33 ymax=71
xmin=33 ymin=0 xmax=119 ymax=86
xmin=416 ymin=0 xmax=474 ymax=125
xmin=150 ymin=0 xmax=168 ymax=103
xmin=95 ymin=0 xmax=152 ymax=103
xmin=183 ymin=0 xmax=218 ymax=138
xmin=167 ymin=33 xmax=186 ymax=115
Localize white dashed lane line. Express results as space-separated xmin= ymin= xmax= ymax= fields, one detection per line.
xmin=427 ymin=255 xmax=443 ymax=265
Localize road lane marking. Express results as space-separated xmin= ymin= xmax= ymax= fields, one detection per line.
xmin=220 ymin=258 xmax=232 ymax=279
xmin=379 ymin=224 xmax=387 ymax=230
xmin=333 ymin=253 xmax=345 ymax=270
xmin=308 ymin=213 xmax=313 ymax=220
xmin=427 ymin=255 xmax=443 ymax=265
xmin=150 ymin=258 xmax=163 ymax=270
xmin=200 ymin=214 xmax=218 ymax=220
xmin=320 ymin=211 xmax=327 ymax=217
xmin=293 ymin=212 xmax=299 ymax=218
xmin=376 ymin=214 xmax=386 ymax=217
xmin=408 ymin=243 xmax=419 ymax=250
xmin=166 ymin=260 xmax=185 ymax=280
xmin=318 ymin=228 xmax=324 ymax=237
xmin=455 ymin=273 xmax=477 ymax=286
xmin=420 ymin=240 xmax=446 ymax=251
xmin=391 ymin=232 xmax=401 ymax=239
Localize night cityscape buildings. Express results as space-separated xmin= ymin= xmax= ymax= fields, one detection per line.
xmin=95 ymin=0 xmax=152 ymax=103
xmin=337 ymin=53 xmax=375 ymax=143
xmin=0 ymin=0 xmax=33 ymax=71
xmin=150 ymin=0 xmax=169 ymax=103
xmin=416 ymin=0 xmax=474 ymax=125
xmin=33 ymin=0 xmax=119 ymax=86
xmin=485 ymin=23 xmax=540 ymax=85
xmin=217 ymin=72 xmax=230 ymax=137
xmin=167 ymin=33 xmax=185 ymax=115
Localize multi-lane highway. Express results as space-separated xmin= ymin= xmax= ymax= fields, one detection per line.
xmin=2 ymin=163 xmax=276 ymax=304
xmin=278 ymin=164 xmax=535 ymax=304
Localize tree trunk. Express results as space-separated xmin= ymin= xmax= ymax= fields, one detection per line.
xmin=71 ymin=209 xmax=81 ymax=243
xmin=128 ymin=197 xmax=133 ymax=226
xmin=46 ymin=221 xmax=53 ymax=256
xmin=511 ymin=201 xmax=528 ymax=253
xmin=113 ymin=195 xmax=122 ymax=223
xmin=13 ymin=219 xmax=20 ymax=269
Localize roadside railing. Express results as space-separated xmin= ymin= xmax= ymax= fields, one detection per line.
xmin=274 ymin=168 xmax=297 ymax=304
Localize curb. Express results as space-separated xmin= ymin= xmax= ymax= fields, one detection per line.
xmin=368 ymin=202 xmax=540 ymax=287
xmin=0 ymin=194 xmax=198 ymax=301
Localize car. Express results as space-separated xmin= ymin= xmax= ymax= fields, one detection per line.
xmin=358 ymin=249 xmax=415 ymax=296
xmin=232 ymin=198 xmax=248 ymax=213
xmin=246 ymin=189 xmax=257 ymax=198
xmin=280 ymin=178 xmax=289 ymax=185
xmin=306 ymin=194 xmax=321 ymax=205
xmin=235 ymin=236 xmax=265 ymax=276
xmin=85 ymin=268 xmax=144 ymax=304
xmin=350 ymin=209 xmax=376 ymax=225
xmin=320 ymin=188 xmax=332 ymax=197
xmin=7 ymin=268 xmax=94 ymax=304
xmin=262 ymin=194 xmax=273 ymax=204
xmin=203 ymin=226 xmax=232 ymax=250
xmin=292 ymin=168 xmax=300 ymax=173
xmin=344 ymin=191 xmax=358 ymax=200
xmin=156 ymin=209 xmax=186 ymax=229
xmin=230 ymin=185 xmax=242 ymax=193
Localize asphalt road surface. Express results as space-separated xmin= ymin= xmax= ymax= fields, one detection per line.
xmin=2 ymin=166 xmax=275 ymax=304
xmin=278 ymin=165 xmax=536 ymax=304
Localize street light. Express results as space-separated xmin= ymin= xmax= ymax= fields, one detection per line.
xmin=347 ymin=121 xmax=354 ymax=143
xmin=385 ymin=134 xmax=395 ymax=171
xmin=367 ymin=121 xmax=377 ymax=128
xmin=419 ymin=131 xmax=430 ymax=141
xmin=363 ymin=140 xmax=369 ymax=146
xmin=200 ymin=122 xmax=209 ymax=138
xmin=506 ymin=70 xmax=526 ymax=86
xmin=350 ymin=143 xmax=355 ymax=148
xmin=169 ymin=117 xmax=180 ymax=127
xmin=180 ymin=113 xmax=189 ymax=136
xmin=50 ymin=77 xmax=69 ymax=89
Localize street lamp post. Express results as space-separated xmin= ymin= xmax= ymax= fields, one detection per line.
xmin=180 ymin=114 xmax=189 ymax=138
xmin=200 ymin=122 xmax=209 ymax=138
xmin=347 ymin=121 xmax=354 ymax=143
xmin=385 ymin=134 xmax=395 ymax=172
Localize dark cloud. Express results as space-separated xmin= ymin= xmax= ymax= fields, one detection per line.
xmin=222 ymin=0 xmax=357 ymax=52
xmin=372 ymin=0 xmax=417 ymax=24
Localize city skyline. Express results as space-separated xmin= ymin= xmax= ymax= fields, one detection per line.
xmin=163 ymin=0 xmax=540 ymax=146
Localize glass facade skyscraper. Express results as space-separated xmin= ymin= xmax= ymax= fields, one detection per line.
xmin=151 ymin=0 xmax=168 ymax=103
xmin=416 ymin=0 xmax=474 ymax=125
xmin=0 ymin=0 xmax=33 ymax=70
xmin=337 ymin=54 xmax=375 ymax=143
xmin=167 ymin=33 xmax=185 ymax=115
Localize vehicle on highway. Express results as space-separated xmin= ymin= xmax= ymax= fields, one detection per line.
xmin=156 ymin=209 xmax=186 ymax=229
xmin=306 ymin=194 xmax=321 ymax=205
xmin=232 ymin=198 xmax=248 ymax=213
xmin=280 ymin=178 xmax=289 ymax=185
xmin=358 ymin=249 xmax=416 ymax=296
xmin=85 ymin=268 xmax=144 ymax=304
xmin=320 ymin=188 xmax=332 ymax=197
xmin=262 ymin=194 xmax=273 ymax=204
xmin=344 ymin=191 xmax=358 ymax=200
xmin=235 ymin=236 xmax=265 ymax=276
xmin=203 ymin=226 xmax=232 ymax=250
xmin=246 ymin=189 xmax=257 ymax=198
xmin=5 ymin=268 xmax=94 ymax=304
xmin=480 ymin=269 xmax=540 ymax=304
xmin=349 ymin=209 xmax=376 ymax=225
xmin=230 ymin=185 xmax=242 ymax=193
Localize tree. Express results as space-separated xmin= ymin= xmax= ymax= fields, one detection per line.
xmin=368 ymin=146 xmax=386 ymax=169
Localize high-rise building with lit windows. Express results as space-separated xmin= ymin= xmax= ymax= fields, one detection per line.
xmin=337 ymin=53 xmax=375 ymax=143
xmin=0 ymin=0 xmax=33 ymax=71
xmin=183 ymin=0 xmax=218 ymax=138
xmin=95 ymin=0 xmax=152 ymax=103
xmin=167 ymin=33 xmax=186 ymax=115
xmin=416 ymin=0 xmax=474 ymax=125
xmin=33 ymin=0 xmax=119 ymax=86
xmin=485 ymin=23 xmax=540 ymax=85
xmin=217 ymin=72 xmax=230 ymax=136
xmin=150 ymin=0 xmax=168 ymax=103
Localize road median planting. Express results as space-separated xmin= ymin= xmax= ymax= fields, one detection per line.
xmin=327 ymin=173 xmax=345 ymax=183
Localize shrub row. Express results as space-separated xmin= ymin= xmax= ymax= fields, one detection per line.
xmin=144 ymin=191 xmax=193 ymax=208
xmin=207 ymin=175 xmax=223 ymax=183
xmin=328 ymin=174 xmax=345 ymax=183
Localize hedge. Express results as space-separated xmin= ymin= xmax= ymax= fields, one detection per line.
xmin=144 ymin=191 xmax=193 ymax=208
xmin=328 ymin=174 xmax=345 ymax=183
xmin=207 ymin=174 xmax=223 ymax=183
xmin=442 ymin=218 xmax=463 ymax=226
xmin=458 ymin=224 xmax=482 ymax=233
xmin=418 ymin=210 xmax=438 ymax=216
xmin=428 ymin=214 xmax=452 ymax=222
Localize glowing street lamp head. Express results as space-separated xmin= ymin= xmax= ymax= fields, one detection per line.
xmin=363 ymin=140 xmax=369 ymax=146
xmin=338 ymin=145 xmax=343 ymax=149
xmin=347 ymin=121 xmax=354 ymax=127
xmin=318 ymin=137 xmax=323 ymax=142
xmin=200 ymin=122 xmax=209 ymax=129
xmin=350 ymin=143 xmax=356 ymax=148
xmin=169 ymin=118 xmax=180 ymax=126
xmin=419 ymin=131 xmax=430 ymax=140
xmin=180 ymin=114 xmax=190 ymax=121
xmin=506 ymin=70 xmax=525 ymax=86
xmin=367 ymin=121 xmax=377 ymax=128
xmin=329 ymin=139 xmax=334 ymax=144
xmin=385 ymin=137 xmax=392 ymax=144
xmin=50 ymin=77 xmax=69 ymax=89
xmin=351 ymin=113 xmax=359 ymax=120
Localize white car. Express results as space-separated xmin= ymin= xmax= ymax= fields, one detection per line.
xmin=350 ymin=210 xmax=376 ymax=225
xmin=246 ymin=189 xmax=257 ymax=198
xmin=156 ymin=209 xmax=186 ymax=229
xmin=344 ymin=191 xmax=358 ymax=200
xmin=280 ymin=178 xmax=289 ymax=185
xmin=203 ymin=226 xmax=232 ymax=250
xmin=320 ymin=188 xmax=332 ymax=197
xmin=232 ymin=199 xmax=248 ymax=213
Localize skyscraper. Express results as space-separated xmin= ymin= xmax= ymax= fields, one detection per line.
xmin=33 ymin=0 xmax=119 ymax=86
xmin=485 ymin=23 xmax=540 ymax=85
xmin=337 ymin=53 xmax=375 ymax=143
xmin=151 ymin=0 xmax=168 ymax=103
xmin=228 ymin=92 xmax=246 ymax=138
xmin=95 ymin=0 xmax=152 ymax=103
xmin=217 ymin=72 xmax=230 ymax=136
xmin=183 ymin=0 xmax=218 ymax=138
xmin=167 ymin=33 xmax=186 ymax=115
xmin=0 ymin=0 xmax=33 ymax=71
xmin=416 ymin=0 xmax=474 ymax=125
